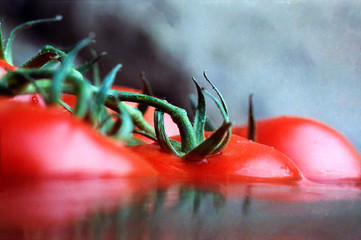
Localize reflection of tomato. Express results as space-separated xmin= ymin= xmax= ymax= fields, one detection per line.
xmin=199 ymin=180 xmax=361 ymax=204
xmin=132 ymin=133 xmax=302 ymax=182
xmin=0 ymin=178 xmax=156 ymax=228
xmin=232 ymin=116 xmax=361 ymax=182
xmin=0 ymin=100 xmax=157 ymax=178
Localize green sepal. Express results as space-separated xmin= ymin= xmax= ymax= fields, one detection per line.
xmin=125 ymin=137 xmax=147 ymax=147
xmin=97 ymin=111 xmax=116 ymax=134
xmin=4 ymin=15 xmax=63 ymax=65
xmin=209 ymin=127 xmax=232 ymax=155
xmin=72 ymin=78 xmax=93 ymax=118
xmin=0 ymin=71 xmax=27 ymax=91
xmin=97 ymin=64 xmax=122 ymax=106
xmin=113 ymin=102 xmax=134 ymax=141
xmin=49 ymin=38 xmax=92 ymax=105
xmin=203 ymin=90 xmax=229 ymax=123
xmin=38 ymin=60 xmax=61 ymax=70
xmin=191 ymin=77 xmax=206 ymax=143
xmin=90 ymin=49 xmax=101 ymax=87
xmin=247 ymin=93 xmax=256 ymax=141
xmin=99 ymin=102 xmax=134 ymax=141
xmin=19 ymin=73 xmax=49 ymax=103
xmin=0 ymin=23 xmax=5 ymax=60
xmin=21 ymin=51 xmax=59 ymax=69
xmin=183 ymin=122 xmax=232 ymax=161
xmin=76 ymin=51 xmax=107 ymax=73
xmin=140 ymin=72 xmax=154 ymax=96
xmin=137 ymin=71 xmax=153 ymax=115
xmin=0 ymin=70 xmax=49 ymax=100
xmin=189 ymin=93 xmax=216 ymax=131
xmin=154 ymin=109 xmax=181 ymax=156
xmin=40 ymin=45 xmax=67 ymax=61
xmin=59 ymin=99 xmax=74 ymax=114
xmin=89 ymin=64 xmax=122 ymax=124
xmin=132 ymin=130 xmax=158 ymax=142
xmin=203 ymin=71 xmax=228 ymax=116
xmin=202 ymin=90 xmax=232 ymax=154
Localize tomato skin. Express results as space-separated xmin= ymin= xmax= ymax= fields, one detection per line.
xmin=0 ymin=59 xmax=16 ymax=78
xmin=131 ymin=133 xmax=303 ymax=182
xmin=232 ymin=116 xmax=361 ymax=182
xmin=0 ymin=100 xmax=158 ymax=178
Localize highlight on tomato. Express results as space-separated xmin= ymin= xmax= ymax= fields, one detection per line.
xmin=232 ymin=116 xmax=361 ymax=182
xmin=0 ymin=100 xmax=157 ymax=178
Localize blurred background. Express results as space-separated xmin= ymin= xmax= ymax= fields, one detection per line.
xmin=1 ymin=0 xmax=360 ymax=151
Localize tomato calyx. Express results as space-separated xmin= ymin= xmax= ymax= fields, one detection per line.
xmin=0 ymin=17 xmax=233 ymax=161
xmin=0 ymin=15 xmax=63 ymax=65
xmin=3 ymin=57 xmax=231 ymax=160
xmin=105 ymin=71 xmax=232 ymax=160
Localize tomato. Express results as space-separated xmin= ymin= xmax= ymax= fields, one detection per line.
xmin=0 ymin=100 xmax=158 ymax=178
xmin=232 ymin=116 xmax=361 ymax=182
xmin=131 ymin=133 xmax=303 ymax=182
xmin=0 ymin=59 xmax=16 ymax=78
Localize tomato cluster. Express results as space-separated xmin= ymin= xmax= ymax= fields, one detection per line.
xmin=0 ymin=17 xmax=360 ymax=187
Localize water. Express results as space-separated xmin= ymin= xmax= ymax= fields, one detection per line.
xmin=0 ymin=177 xmax=360 ymax=240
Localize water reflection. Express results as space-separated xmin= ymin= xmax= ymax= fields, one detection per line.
xmin=0 ymin=178 xmax=360 ymax=239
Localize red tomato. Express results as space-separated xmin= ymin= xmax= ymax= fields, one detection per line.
xmin=0 ymin=59 xmax=16 ymax=78
xmin=232 ymin=116 xmax=361 ymax=182
xmin=0 ymin=100 xmax=158 ymax=178
xmin=131 ymin=133 xmax=303 ymax=182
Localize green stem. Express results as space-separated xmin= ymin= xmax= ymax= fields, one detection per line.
xmin=119 ymin=102 xmax=155 ymax=136
xmin=0 ymin=68 xmax=80 ymax=85
xmin=49 ymin=38 xmax=92 ymax=105
xmin=104 ymin=88 xmax=197 ymax=153
xmin=4 ymin=15 xmax=63 ymax=65
xmin=0 ymin=23 xmax=5 ymax=60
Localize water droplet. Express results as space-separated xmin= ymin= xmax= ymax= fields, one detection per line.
xmin=31 ymin=95 xmax=39 ymax=104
